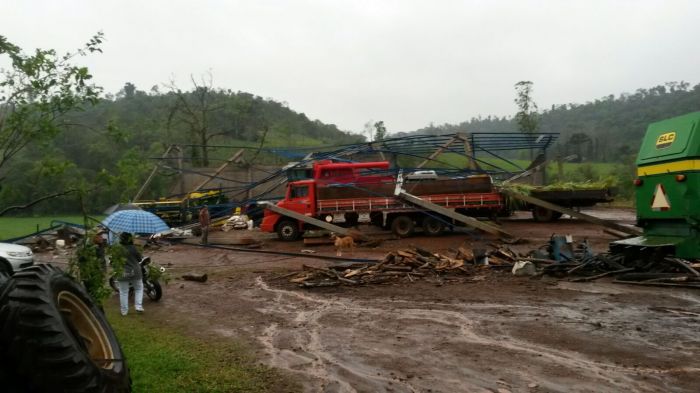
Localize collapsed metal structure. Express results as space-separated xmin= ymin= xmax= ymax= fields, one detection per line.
xmin=136 ymin=132 xmax=559 ymax=206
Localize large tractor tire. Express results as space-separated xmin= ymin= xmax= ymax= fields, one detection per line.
xmin=0 ymin=260 xmax=11 ymax=293
xmin=0 ymin=264 xmax=130 ymax=393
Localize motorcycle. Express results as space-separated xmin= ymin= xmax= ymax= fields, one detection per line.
xmin=109 ymin=256 xmax=163 ymax=301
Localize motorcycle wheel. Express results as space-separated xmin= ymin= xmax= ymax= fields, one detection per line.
xmin=0 ymin=264 xmax=131 ymax=392
xmin=145 ymin=280 xmax=162 ymax=301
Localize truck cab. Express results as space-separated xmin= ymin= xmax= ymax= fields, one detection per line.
xmin=260 ymin=180 xmax=317 ymax=240
xmin=261 ymin=161 xmax=393 ymax=240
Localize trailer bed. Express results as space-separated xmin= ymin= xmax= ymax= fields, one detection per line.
xmin=530 ymin=188 xmax=613 ymax=208
xmin=317 ymin=192 xmax=504 ymax=214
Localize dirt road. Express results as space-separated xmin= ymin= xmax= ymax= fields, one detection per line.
xmin=105 ymin=208 xmax=700 ymax=392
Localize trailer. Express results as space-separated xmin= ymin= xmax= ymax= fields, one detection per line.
xmin=527 ymin=188 xmax=614 ymax=222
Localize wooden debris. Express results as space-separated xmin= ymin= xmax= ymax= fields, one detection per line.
xmin=182 ymin=272 xmax=208 ymax=282
xmin=288 ymin=247 xmax=476 ymax=288
xmin=456 ymin=247 xmax=474 ymax=262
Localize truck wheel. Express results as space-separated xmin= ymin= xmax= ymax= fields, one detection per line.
xmin=277 ymin=220 xmax=300 ymax=241
xmin=532 ymin=207 xmax=562 ymax=222
xmin=422 ymin=217 xmax=444 ymax=236
xmin=391 ymin=216 xmax=414 ymax=238
xmin=0 ymin=264 xmax=131 ymax=392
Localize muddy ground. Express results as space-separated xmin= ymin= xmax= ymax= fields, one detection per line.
xmin=51 ymin=208 xmax=700 ymax=392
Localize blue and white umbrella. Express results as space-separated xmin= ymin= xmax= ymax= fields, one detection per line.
xmin=102 ymin=210 xmax=170 ymax=242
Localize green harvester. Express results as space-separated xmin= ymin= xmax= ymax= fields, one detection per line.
xmin=612 ymin=111 xmax=700 ymax=259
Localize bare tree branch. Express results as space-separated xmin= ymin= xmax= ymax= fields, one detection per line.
xmin=0 ymin=189 xmax=77 ymax=216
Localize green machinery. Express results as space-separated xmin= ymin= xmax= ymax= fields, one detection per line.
xmin=612 ymin=111 xmax=700 ymax=259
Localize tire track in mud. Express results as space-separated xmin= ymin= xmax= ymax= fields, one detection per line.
xmin=256 ymin=278 xmax=415 ymax=392
xmin=249 ymin=277 xmax=693 ymax=393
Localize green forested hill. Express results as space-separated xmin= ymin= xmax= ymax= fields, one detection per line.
xmin=408 ymin=81 xmax=700 ymax=162
xmin=0 ymin=83 xmax=363 ymax=214
xmin=2 ymin=81 xmax=698 ymax=215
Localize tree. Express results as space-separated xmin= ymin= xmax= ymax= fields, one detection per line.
xmin=514 ymin=81 xmax=539 ymax=135
xmin=122 ymin=82 xmax=136 ymax=98
xmin=567 ymin=132 xmax=592 ymax=161
xmin=0 ymin=33 xmax=103 ymax=176
xmin=166 ymin=73 xmax=224 ymax=167
xmin=373 ymin=121 xmax=387 ymax=141
xmin=514 ymin=81 xmax=539 ymax=159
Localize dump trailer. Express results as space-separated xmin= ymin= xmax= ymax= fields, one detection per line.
xmin=611 ymin=111 xmax=700 ymax=259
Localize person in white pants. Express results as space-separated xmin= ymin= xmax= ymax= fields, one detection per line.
xmin=117 ymin=279 xmax=143 ymax=316
xmin=116 ymin=233 xmax=144 ymax=316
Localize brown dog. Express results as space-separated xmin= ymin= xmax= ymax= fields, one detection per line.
xmin=331 ymin=233 xmax=355 ymax=256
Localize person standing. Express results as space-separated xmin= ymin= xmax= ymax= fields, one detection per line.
xmin=92 ymin=228 xmax=108 ymax=272
xmin=199 ymin=205 xmax=211 ymax=245
xmin=116 ymin=232 xmax=144 ymax=316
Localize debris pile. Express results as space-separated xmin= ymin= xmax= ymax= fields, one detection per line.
xmin=285 ymin=234 xmax=700 ymax=289
xmin=527 ymin=235 xmax=700 ymax=288
xmin=544 ymin=253 xmax=700 ymax=288
xmin=14 ymin=223 xmax=86 ymax=251
xmin=289 ymin=247 xmax=474 ymax=288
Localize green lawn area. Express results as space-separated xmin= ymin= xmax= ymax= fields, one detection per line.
xmin=105 ymin=304 xmax=298 ymax=392
xmin=0 ymin=215 xmax=103 ymax=241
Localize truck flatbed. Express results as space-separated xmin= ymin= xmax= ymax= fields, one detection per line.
xmin=317 ymin=192 xmax=503 ymax=214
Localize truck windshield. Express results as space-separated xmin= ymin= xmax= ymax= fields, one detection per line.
xmin=290 ymin=186 xmax=309 ymax=198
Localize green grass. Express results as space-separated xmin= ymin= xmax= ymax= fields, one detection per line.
xmin=0 ymin=215 xmax=104 ymax=240
xmin=105 ymin=304 xmax=297 ymax=393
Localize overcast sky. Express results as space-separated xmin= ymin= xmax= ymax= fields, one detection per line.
xmin=3 ymin=0 xmax=699 ymax=134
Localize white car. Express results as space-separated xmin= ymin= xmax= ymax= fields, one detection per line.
xmin=0 ymin=242 xmax=34 ymax=273
xmin=406 ymin=170 xmax=438 ymax=180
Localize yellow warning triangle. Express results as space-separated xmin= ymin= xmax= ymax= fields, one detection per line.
xmin=651 ymin=184 xmax=671 ymax=211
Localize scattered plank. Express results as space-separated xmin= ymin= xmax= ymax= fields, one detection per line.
xmin=182 ymin=272 xmax=208 ymax=282
xmin=569 ymin=268 xmax=634 ymax=282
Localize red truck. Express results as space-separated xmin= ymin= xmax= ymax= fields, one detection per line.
xmin=260 ymin=161 xmax=505 ymax=240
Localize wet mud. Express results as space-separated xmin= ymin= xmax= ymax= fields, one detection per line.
xmin=76 ymin=207 xmax=700 ymax=392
